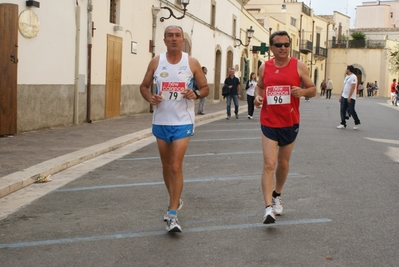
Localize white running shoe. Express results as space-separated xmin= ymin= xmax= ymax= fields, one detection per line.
xmin=272 ymin=196 xmax=283 ymax=215
xmin=263 ymin=206 xmax=276 ymax=224
xmin=166 ymin=215 xmax=182 ymax=232
xmin=163 ymin=199 xmax=183 ymax=221
xmin=353 ymin=125 xmax=360 ymax=130
xmin=337 ymin=124 xmax=346 ymax=129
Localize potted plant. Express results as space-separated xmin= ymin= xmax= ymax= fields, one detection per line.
xmin=350 ymin=31 xmax=366 ymax=48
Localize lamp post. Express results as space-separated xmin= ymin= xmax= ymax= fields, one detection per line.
xmin=160 ymin=0 xmax=189 ymax=22
xmin=234 ymin=26 xmax=255 ymax=47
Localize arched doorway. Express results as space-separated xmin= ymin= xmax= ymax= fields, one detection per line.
xmin=214 ymin=50 xmax=222 ymax=100
xmin=313 ymin=68 xmax=318 ymax=87
xmin=182 ymin=37 xmax=191 ymax=55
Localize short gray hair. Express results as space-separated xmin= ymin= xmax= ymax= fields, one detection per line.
xmin=164 ymin=25 xmax=183 ymax=38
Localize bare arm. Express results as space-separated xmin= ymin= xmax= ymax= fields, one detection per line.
xmin=291 ymin=60 xmax=316 ymax=98
xmin=139 ymin=56 xmax=163 ymax=105
xmin=254 ymin=63 xmax=265 ymax=108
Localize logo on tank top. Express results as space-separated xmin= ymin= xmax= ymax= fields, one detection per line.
xmin=160 ymin=72 xmax=169 ymax=78
xmin=178 ymin=66 xmax=188 ymax=71
xmin=275 ymin=70 xmax=279 ymax=74
xmin=162 ymin=66 xmax=167 ymax=70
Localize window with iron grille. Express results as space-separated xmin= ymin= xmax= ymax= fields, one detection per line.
xmin=110 ymin=0 xmax=116 ymax=24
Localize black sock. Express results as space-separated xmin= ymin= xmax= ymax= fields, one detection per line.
xmin=273 ymin=190 xmax=281 ymax=198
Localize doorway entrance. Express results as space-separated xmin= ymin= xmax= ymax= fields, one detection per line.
xmin=105 ymin=35 xmax=122 ymax=118
xmin=0 ymin=4 xmax=18 ymax=135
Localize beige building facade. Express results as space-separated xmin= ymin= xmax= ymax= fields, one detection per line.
xmin=0 ymin=0 xmax=269 ymax=133
xmin=3 ymin=0 xmax=395 ymax=134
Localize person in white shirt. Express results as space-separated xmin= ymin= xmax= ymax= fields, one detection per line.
xmin=140 ymin=25 xmax=209 ymax=233
xmin=337 ymin=65 xmax=361 ymax=130
xmin=326 ymin=77 xmax=333 ymax=99
xmin=245 ymin=72 xmax=257 ymax=119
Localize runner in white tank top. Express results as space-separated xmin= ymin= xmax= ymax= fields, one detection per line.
xmin=139 ymin=25 xmax=209 ymax=233
xmin=153 ymin=52 xmax=195 ymax=126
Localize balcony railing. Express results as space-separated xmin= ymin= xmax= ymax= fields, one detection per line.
xmin=302 ymin=3 xmax=311 ymax=16
xmin=315 ymin=46 xmax=328 ymax=58
xmin=292 ymin=50 xmax=300 ymax=59
xmin=300 ymin=40 xmax=313 ymax=54
xmin=329 ymin=39 xmax=386 ymax=49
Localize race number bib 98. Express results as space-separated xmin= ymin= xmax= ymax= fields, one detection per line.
xmin=161 ymin=81 xmax=186 ymax=101
xmin=266 ymin=85 xmax=291 ymax=105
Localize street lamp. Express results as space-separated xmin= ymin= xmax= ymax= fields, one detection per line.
xmin=160 ymin=0 xmax=190 ymax=22
xmin=234 ymin=26 xmax=255 ymax=47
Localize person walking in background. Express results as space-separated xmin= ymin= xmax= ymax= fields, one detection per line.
xmin=197 ymin=66 xmax=208 ymax=115
xmin=320 ymin=79 xmax=326 ymax=96
xmin=140 ymin=25 xmax=209 ymax=233
xmin=390 ymin=78 xmax=396 ymax=105
xmin=366 ymin=82 xmax=372 ymax=97
xmin=253 ymin=31 xmax=316 ymax=224
xmin=395 ymin=81 xmax=399 ymax=106
xmin=358 ymin=81 xmax=364 ymax=97
xmin=245 ymin=72 xmax=257 ymax=119
xmin=373 ymin=81 xmax=378 ymax=97
xmin=224 ymin=68 xmax=241 ymax=119
xmin=337 ymin=65 xmax=361 ymax=130
xmin=326 ymin=77 xmax=333 ymax=99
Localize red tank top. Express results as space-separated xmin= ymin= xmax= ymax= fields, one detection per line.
xmin=260 ymin=57 xmax=300 ymax=128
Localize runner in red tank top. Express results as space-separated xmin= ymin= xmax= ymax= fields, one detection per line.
xmin=254 ymin=31 xmax=316 ymax=224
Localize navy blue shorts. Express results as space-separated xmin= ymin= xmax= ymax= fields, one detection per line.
xmin=152 ymin=124 xmax=194 ymax=144
xmin=261 ymin=124 xmax=299 ymax=146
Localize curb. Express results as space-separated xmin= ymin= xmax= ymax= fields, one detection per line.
xmin=0 ymin=106 xmax=247 ymax=199
xmin=0 ymin=129 xmax=153 ymax=199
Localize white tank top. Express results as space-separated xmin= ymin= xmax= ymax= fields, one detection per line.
xmin=153 ymin=52 xmax=195 ymax=125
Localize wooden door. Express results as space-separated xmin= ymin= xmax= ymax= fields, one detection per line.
xmin=0 ymin=4 xmax=18 ymax=135
xmin=105 ymin=35 xmax=122 ymax=118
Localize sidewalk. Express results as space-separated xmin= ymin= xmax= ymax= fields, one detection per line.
xmin=0 ymin=101 xmax=247 ymax=198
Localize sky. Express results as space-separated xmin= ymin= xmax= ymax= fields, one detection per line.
xmin=307 ymin=0 xmax=366 ymax=27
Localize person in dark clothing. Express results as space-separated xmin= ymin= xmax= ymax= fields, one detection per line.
xmin=224 ymin=68 xmax=241 ymax=119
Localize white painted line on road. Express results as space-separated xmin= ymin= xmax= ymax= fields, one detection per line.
xmin=364 ymin=137 xmax=399 ymax=163
xmin=190 ymin=137 xmax=260 ymax=142
xmin=197 ymin=128 xmax=259 ymax=132
xmin=56 ymin=172 xmax=311 ymax=193
xmin=0 ymin=218 xmax=332 ymax=249
xmin=117 ymin=151 xmax=263 ymax=161
xmin=365 ymin=137 xmax=399 ymax=145
xmin=0 ymin=136 xmax=156 ymax=220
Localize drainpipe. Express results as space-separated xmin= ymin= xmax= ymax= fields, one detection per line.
xmin=74 ymin=2 xmax=81 ymax=125
xmin=87 ymin=0 xmax=93 ymax=123
xmin=299 ymin=15 xmax=303 ymax=61
xmin=268 ymin=27 xmax=272 ymax=60
xmin=310 ymin=20 xmax=315 ymax=78
xmin=150 ymin=6 xmax=160 ymax=112
xmin=325 ymin=22 xmax=330 ymax=81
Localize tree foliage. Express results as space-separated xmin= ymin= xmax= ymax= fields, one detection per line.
xmin=351 ymin=31 xmax=366 ymax=40
xmin=388 ymin=44 xmax=399 ymax=74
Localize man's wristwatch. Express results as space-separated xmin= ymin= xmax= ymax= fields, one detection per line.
xmin=193 ymin=90 xmax=201 ymax=99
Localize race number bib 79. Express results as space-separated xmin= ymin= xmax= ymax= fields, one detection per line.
xmin=161 ymin=81 xmax=186 ymax=101
xmin=266 ymin=85 xmax=291 ymax=105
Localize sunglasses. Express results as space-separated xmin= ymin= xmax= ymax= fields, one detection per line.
xmin=273 ymin=43 xmax=290 ymax=48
